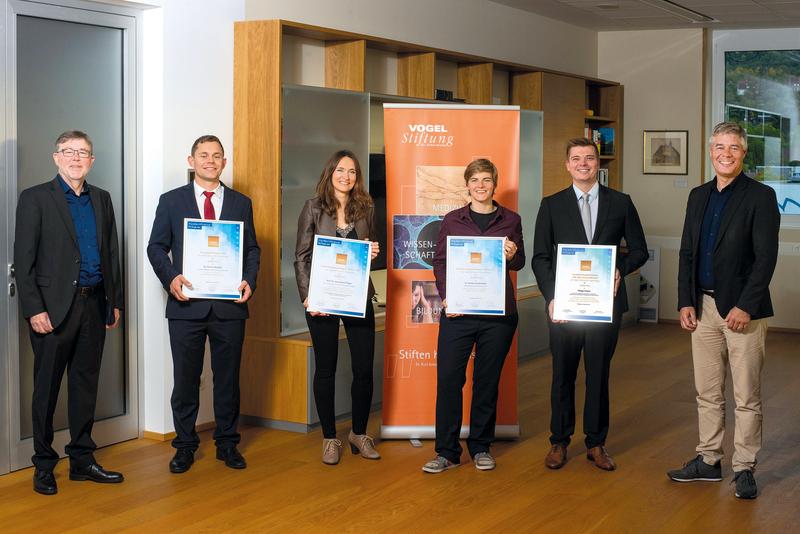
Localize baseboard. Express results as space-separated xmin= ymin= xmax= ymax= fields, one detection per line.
xmin=142 ymin=421 xmax=217 ymax=442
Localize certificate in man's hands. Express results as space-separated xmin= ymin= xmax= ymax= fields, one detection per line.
xmin=307 ymin=235 xmax=372 ymax=318
xmin=553 ymin=244 xmax=616 ymax=323
xmin=182 ymin=219 xmax=244 ymax=300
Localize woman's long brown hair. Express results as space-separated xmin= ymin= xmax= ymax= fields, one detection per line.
xmin=315 ymin=150 xmax=373 ymax=223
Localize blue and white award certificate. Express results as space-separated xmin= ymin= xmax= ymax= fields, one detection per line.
xmin=445 ymin=236 xmax=506 ymax=316
xmin=553 ymin=244 xmax=617 ymax=323
xmin=307 ymin=235 xmax=372 ymax=318
xmin=182 ymin=218 xmax=244 ymax=300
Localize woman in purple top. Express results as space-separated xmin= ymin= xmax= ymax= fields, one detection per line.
xmin=422 ymin=158 xmax=525 ymax=474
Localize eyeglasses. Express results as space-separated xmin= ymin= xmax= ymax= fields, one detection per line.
xmin=56 ymin=148 xmax=93 ymax=159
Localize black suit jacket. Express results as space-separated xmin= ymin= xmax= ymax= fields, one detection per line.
xmin=14 ymin=176 xmax=123 ymax=329
xmin=678 ymin=173 xmax=779 ymax=320
xmin=147 ymin=182 xmax=261 ymax=320
xmin=532 ymin=184 xmax=648 ymax=318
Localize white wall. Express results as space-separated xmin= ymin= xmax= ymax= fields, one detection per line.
xmin=598 ymin=29 xmax=800 ymax=328
xmin=247 ymin=0 xmax=598 ymax=78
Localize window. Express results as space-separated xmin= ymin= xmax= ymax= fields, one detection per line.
xmin=713 ymin=30 xmax=800 ymax=226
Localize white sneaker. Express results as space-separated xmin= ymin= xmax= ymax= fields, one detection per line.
xmin=473 ymin=452 xmax=496 ymax=471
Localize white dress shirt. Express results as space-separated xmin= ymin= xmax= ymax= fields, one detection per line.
xmin=573 ymin=181 xmax=599 ymax=240
xmin=194 ymin=180 xmax=224 ymax=220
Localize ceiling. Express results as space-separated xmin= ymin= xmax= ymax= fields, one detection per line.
xmin=490 ymin=0 xmax=800 ymax=30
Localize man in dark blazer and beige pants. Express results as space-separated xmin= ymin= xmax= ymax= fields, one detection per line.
xmin=533 ymin=137 xmax=648 ymax=472
xmin=668 ymin=122 xmax=780 ymax=500
xmin=15 ymin=130 xmax=124 ymax=495
xmin=148 ymin=135 xmax=260 ymax=474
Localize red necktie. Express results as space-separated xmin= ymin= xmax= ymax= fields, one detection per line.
xmin=203 ymin=191 xmax=216 ymax=220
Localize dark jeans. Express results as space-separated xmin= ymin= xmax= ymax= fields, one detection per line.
xmin=168 ymin=309 xmax=245 ymax=451
xmin=548 ymin=318 xmax=621 ymax=448
xmin=30 ymin=291 xmax=106 ymax=471
xmin=434 ymin=313 xmax=518 ymax=463
xmin=306 ymin=302 xmax=375 ymax=439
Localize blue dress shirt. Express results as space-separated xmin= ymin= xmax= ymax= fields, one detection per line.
xmin=58 ymin=175 xmax=103 ymax=287
xmin=697 ymin=177 xmax=737 ymax=290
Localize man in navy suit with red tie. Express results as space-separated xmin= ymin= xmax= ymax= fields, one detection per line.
xmin=147 ymin=135 xmax=260 ymax=473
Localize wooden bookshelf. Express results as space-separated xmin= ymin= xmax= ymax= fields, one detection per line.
xmin=585 ymin=82 xmax=623 ymax=190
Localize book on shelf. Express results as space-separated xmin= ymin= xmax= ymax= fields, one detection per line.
xmin=583 ymin=126 xmax=615 ymax=157
xmin=598 ymin=168 xmax=609 ymax=187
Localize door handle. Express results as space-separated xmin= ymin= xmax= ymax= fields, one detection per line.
xmin=8 ymin=282 xmax=15 ymax=297
xmin=8 ymin=263 xmax=13 ymax=278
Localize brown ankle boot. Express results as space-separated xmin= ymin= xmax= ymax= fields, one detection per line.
xmin=322 ymin=438 xmax=342 ymax=465
xmin=348 ymin=430 xmax=381 ymax=459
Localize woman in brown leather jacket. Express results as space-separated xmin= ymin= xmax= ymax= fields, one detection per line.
xmin=294 ymin=149 xmax=381 ymax=465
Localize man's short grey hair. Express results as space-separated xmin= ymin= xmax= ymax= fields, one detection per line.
xmin=55 ymin=130 xmax=93 ymax=152
xmin=708 ymin=122 xmax=747 ymax=151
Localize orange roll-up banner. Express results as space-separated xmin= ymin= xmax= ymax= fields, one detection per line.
xmin=381 ymin=104 xmax=520 ymax=439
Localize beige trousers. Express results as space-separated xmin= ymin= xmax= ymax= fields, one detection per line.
xmin=692 ymin=294 xmax=767 ymax=472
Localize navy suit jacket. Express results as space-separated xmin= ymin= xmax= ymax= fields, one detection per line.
xmin=147 ymin=182 xmax=260 ymax=320
xmin=532 ymin=184 xmax=648 ymax=318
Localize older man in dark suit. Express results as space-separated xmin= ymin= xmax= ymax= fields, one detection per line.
xmin=667 ymin=122 xmax=780 ymax=500
xmin=533 ymin=137 xmax=648 ymax=472
xmin=148 ymin=135 xmax=260 ymax=474
xmin=15 ymin=130 xmax=124 ymax=495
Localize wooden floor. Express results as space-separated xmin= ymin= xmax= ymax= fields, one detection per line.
xmin=1 ymin=323 xmax=798 ymax=533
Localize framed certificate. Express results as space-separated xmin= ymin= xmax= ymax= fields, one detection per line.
xmin=307 ymin=235 xmax=372 ymax=318
xmin=445 ymin=236 xmax=506 ymax=315
xmin=182 ymin=219 xmax=244 ymax=300
xmin=553 ymin=244 xmax=616 ymax=322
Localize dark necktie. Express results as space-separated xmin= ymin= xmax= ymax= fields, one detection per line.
xmin=203 ymin=191 xmax=215 ymax=220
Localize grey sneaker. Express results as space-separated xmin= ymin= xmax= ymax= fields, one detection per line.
xmin=667 ymin=455 xmax=722 ymax=482
xmin=733 ymin=469 xmax=757 ymax=499
xmin=422 ymin=456 xmax=459 ymax=474
xmin=473 ymin=452 xmax=496 ymax=471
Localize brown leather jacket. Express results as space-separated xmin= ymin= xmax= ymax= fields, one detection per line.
xmin=294 ymin=197 xmax=376 ymax=302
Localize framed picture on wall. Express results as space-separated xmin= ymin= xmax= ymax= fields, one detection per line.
xmin=643 ymin=130 xmax=688 ymax=175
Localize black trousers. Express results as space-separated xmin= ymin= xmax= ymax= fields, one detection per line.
xmin=435 ymin=313 xmax=518 ymax=463
xmin=548 ymin=318 xmax=621 ymax=448
xmin=168 ymin=309 xmax=245 ymax=451
xmin=30 ymin=291 xmax=106 ymax=471
xmin=305 ymin=302 xmax=375 ymax=439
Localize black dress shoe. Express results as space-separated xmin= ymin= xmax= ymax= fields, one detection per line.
xmin=169 ymin=448 xmax=195 ymax=474
xmin=216 ymin=446 xmax=246 ymax=469
xmin=33 ymin=469 xmax=57 ymax=495
xmin=69 ymin=463 xmax=124 ymax=483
